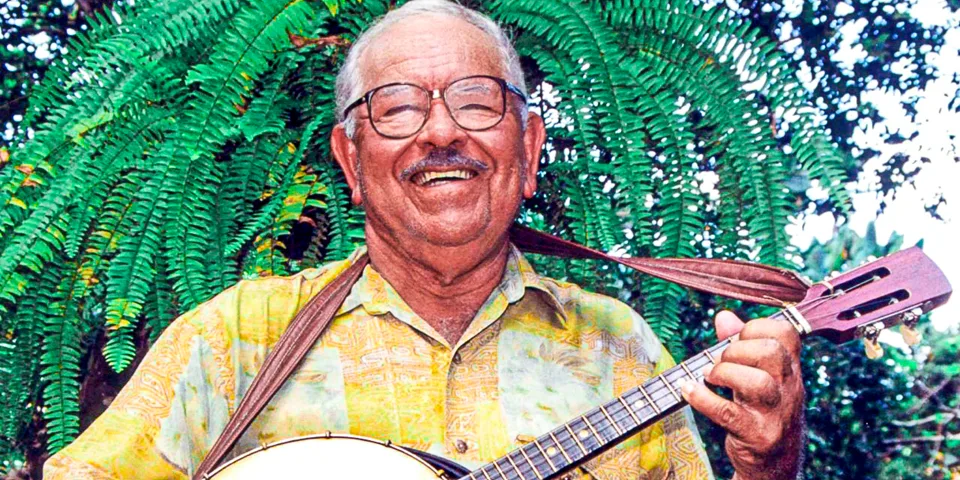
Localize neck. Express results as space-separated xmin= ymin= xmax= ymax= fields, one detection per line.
xmin=364 ymin=227 xmax=512 ymax=345
xmin=462 ymin=338 xmax=735 ymax=480
xmin=461 ymin=309 xmax=806 ymax=480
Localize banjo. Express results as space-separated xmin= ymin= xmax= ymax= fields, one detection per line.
xmin=204 ymin=245 xmax=952 ymax=479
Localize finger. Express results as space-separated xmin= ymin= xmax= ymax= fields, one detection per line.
xmin=680 ymin=379 xmax=753 ymax=439
xmin=704 ymin=362 xmax=781 ymax=408
xmin=740 ymin=317 xmax=802 ymax=358
xmin=720 ymin=338 xmax=794 ymax=382
xmin=715 ymin=310 xmax=745 ymax=341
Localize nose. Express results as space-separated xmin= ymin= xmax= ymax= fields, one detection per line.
xmin=414 ymin=98 xmax=468 ymax=149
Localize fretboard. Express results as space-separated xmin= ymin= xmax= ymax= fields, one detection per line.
xmin=459 ymin=339 xmax=733 ymax=480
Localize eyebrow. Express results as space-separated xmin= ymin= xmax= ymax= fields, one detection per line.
xmin=377 ymin=85 xmax=416 ymax=98
xmin=453 ymin=83 xmax=492 ymax=94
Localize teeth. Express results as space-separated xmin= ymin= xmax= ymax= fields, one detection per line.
xmin=414 ymin=169 xmax=475 ymax=186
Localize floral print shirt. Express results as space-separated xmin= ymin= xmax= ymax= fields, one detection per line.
xmin=44 ymin=246 xmax=714 ymax=479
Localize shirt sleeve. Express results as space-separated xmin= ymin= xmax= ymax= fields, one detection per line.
xmin=42 ymin=284 xmax=243 ymax=480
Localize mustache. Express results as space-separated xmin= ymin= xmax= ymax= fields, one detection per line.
xmin=398 ymin=148 xmax=489 ymax=182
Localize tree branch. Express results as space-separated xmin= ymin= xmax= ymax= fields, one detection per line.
xmin=908 ymin=375 xmax=956 ymax=414
xmin=892 ymin=412 xmax=957 ymax=428
xmin=882 ymin=433 xmax=960 ymax=445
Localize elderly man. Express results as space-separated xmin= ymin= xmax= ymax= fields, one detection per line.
xmin=44 ymin=1 xmax=804 ymax=479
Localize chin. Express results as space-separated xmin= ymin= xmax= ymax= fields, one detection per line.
xmin=408 ymin=215 xmax=493 ymax=248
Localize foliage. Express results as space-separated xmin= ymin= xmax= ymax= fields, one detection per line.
xmin=715 ymin=0 xmax=957 ymax=214
xmin=684 ymin=223 xmax=960 ymax=480
xmin=1 ymin=0 xmax=119 ymax=142
xmin=0 ymin=0 xmax=918 ymax=476
xmin=880 ymin=326 xmax=960 ymax=479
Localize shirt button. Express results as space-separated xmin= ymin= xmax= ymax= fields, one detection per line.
xmin=453 ymin=352 xmax=462 ymax=363
xmin=455 ymin=439 xmax=468 ymax=453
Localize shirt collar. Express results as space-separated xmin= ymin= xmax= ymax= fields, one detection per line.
xmin=336 ymin=244 xmax=569 ymax=349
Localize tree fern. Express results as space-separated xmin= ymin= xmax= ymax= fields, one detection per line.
xmin=491 ymin=0 xmax=651 ymax=250
xmin=0 ymin=0 xmax=858 ymax=465
xmin=164 ymin=0 xmax=319 ymax=309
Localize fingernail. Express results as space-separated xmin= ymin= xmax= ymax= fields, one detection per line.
xmin=679 ymin=379 xmax=695 ymax=397
xmin=702 ymin=365 xmax=713 ymax=380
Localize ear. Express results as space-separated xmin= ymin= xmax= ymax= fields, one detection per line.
xmin=521 ymin=112 xmax=546 ymax=199
xmin=331 ymin=123 xmax=363 ymax=205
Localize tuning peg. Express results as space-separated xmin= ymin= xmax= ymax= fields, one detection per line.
xmin=857 ymin=322 xmax=885 ymax=360
xmin=899 ymin=307 xmax=924 ymax=346
xmin=900 ymin=325 xmax=922 ymax=346
xmin=863 ymin=338 xmax=884 ymax=359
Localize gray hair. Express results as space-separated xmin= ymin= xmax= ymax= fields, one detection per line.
xmin=334 ymin=0 xmax=529 ymax=138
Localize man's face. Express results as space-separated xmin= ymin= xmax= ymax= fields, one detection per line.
xmin=332 ymin=14 xmax=546 ymax=253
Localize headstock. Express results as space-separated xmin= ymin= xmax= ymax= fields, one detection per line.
xmin=795 ymin=247 xmax=952 ymax=356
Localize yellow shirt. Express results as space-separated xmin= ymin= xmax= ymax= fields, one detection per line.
xmin=44 ymin=246 xmax=714 ymax=479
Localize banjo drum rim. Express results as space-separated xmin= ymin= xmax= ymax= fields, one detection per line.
xmin=203 ymin=432 xmax=450 ymax=479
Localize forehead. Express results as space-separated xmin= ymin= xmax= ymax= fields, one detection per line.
xmin=358 ymin=14 xmax=505 ymax=91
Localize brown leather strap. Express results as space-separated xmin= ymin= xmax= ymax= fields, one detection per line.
xmin=194 ymin=226 xmax=810 ymax=477
xmin=509 ymin=224 xmax=810 ymax=305
xmin=193 ymin=255 xmax=369 ymax=479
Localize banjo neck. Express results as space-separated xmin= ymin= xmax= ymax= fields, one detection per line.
xmin=462 ymin=338 xmax=732 ymax=480
xmin=201 ymin=247 xmax=950 ymax=480
xmin=465 ymin=244 xmax=954 ymax=479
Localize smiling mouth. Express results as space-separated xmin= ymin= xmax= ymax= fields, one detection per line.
xmin=411 ymin=169 xmax=478 ymax=187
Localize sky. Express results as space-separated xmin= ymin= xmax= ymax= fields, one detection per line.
xmin=786 ymin=0 xmax=960 ymax=333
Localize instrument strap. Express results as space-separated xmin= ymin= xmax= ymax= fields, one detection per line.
xmin=193 ymin=226 xmax=810 ymax=478
xmin=194 ymin=255 xmax=369 ymax=479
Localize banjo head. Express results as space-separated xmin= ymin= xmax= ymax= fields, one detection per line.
xmin=205 ymin=433 xmax=453 ymax=479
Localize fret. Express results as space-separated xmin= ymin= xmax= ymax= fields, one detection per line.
xmin=604 ymin=400 xmax=634 ymax=434
xmin=470 ymin=340 xmax=743 ymax=480
xmin=564 ymin=424 xmax=588 ymax=455
xmin=638 ymin=384 xmax=660 ymax=414
xmin=598 ymin=404 xmax=624 ymax=435
xmin=590 ymin=410 xmax=619 ymax=443
xmin=626 ymin=390 xmax=653 ymax=418
xmin=492 ymin=459 xmax=508 ymax=479
xmin=548 ymin=431 xmax=574 ymax=463
xmin=532 ymin=439 xmax=558 ymax=472
xmin=659 ymin=374 xmax=682 ymax=402
xmin=479 ymin=466 xmax=494 ymax=480
xmin=471 ymin=340 xmax=742 ymax=480
xmin=704 ymin=349 xmax=717 ymax=364
xmin=580 ymin=415 xmax=604 ymax=445
xmin=667 ymin=364 xmax=693 ymax=386
xmin=519 ymin=446 xmax=542 ymax=479
xmin=610 ymin=397 xmax=640 ymax=429
xmin=505 ymin=453 xmax=526 ymax=480
xmin=618 ymin=396 xmax=642 ymax=426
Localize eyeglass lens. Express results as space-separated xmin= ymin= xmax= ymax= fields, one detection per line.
xmin=369 ymin=76 xmax=505 ymax=138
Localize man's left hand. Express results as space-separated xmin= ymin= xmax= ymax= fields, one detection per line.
xmin=680 ymin=311 xmax=805 ymax=480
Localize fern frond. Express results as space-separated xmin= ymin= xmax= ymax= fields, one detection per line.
xmin=101 ymin=149 xmax=173 ymax=372
xmin=144 ymin=254 xmax=176 ymax=345
xmin=641 ymin=106 xmax=702 ymax=351
xmin=225 ymin=136 xmax=300 ymax=257
xmin=64 ymin=107 xmax=174 ymax=258
xmin=1 ymin=8 xmax=179 ymax=242
xmin=0 ymin=269 xmax=52 ymax=443
xmin=605 ymin=0 xmax=850 ymax=215
xmin=0 ymin=106 xmax=168 ymax=315
xmin=39 ymin=256 xmax=84 ymax=453
xmin=315 ymin=159 xmax=364 ymax=262
xmin=491 ymin=0 xmax=652 ymax=250
xmin=164 ymin=0 xmax=319 ymax=309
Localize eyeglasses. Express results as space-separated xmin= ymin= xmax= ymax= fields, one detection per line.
xmin=342 ymin=75 xmax=527 ymax=139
